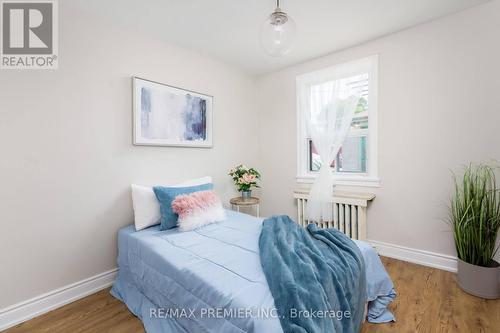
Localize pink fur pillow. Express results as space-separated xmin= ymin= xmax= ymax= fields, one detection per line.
xmin=171 ymin=190 xmax=226 ymax=231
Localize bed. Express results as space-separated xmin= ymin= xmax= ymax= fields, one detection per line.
xmin=111 ymin=210 xmax=395 ymax=332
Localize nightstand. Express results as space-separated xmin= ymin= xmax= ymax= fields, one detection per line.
xmin=230 ymin=196 xmax=261 ymax=217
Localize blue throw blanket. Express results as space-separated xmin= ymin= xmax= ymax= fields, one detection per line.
xmin=259 ymin=215 xmax=366 ymax=333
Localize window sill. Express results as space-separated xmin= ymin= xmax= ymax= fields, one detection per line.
xmin=296 ymin=174 xmax=380 ymax=188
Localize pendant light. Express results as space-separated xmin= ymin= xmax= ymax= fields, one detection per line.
xmin=260 ymin=0 xmax=297 ymax=57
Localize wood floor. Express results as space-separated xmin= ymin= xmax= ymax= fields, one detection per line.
xmin=4 ymin=257 xmax=500 ymax=333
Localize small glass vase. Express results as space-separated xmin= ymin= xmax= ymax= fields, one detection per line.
xmin=241 ymin=190 xmax=252 ymax=201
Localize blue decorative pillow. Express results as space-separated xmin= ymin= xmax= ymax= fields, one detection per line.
xmin=153 ymin=183 xmax=214 ymax=230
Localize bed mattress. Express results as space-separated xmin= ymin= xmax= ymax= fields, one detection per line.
xmin=111 ymin=210 xmax=394 ymax=332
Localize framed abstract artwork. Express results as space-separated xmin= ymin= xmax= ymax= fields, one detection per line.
xmin=133 ymin=77 xmax=213 ymax=147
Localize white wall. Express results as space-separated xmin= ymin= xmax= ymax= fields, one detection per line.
xmin=0 ymin=5 xmax=258 ymax=308
xmin=257 ymin=0 xmax=500 ymax=262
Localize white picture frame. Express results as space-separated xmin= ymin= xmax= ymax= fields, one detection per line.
xmin=133 ymin=77 xmax=213 ymax=148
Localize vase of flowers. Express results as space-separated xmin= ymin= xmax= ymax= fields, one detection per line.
xmin=229 ymin=165 xmax=261 ymax=200
xmin=241 ymin=190 xmax=252 ymax=200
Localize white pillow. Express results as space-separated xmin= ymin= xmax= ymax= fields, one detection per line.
xmin=131 ymin=176 xmax=212 ymax=231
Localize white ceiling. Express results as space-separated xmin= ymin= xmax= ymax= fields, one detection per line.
xmin=68 ymin=0 xmax=490 ymax=75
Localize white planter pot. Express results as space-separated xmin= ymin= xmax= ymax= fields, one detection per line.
xmin=457 ymin=259 xmax=500 ymax=299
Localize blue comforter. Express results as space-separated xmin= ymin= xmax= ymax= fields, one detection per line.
xmin=111 ymin=210 xmax=395 ymax=332
xmin=259 ymin=215 xmax=366 ymax=333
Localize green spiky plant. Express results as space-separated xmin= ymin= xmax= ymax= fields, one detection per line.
xmin=448 ymin=164 xmax=500 ymax=267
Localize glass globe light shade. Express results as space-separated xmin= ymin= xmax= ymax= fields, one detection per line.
xmin=260 ymin=10 xmax=297 ymax=57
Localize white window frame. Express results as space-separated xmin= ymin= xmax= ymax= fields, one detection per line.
xmin=296 ymin=55 xmax=379 ymax=187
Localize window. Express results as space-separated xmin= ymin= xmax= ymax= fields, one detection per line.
xmin=296 ymin=55 xmax=379 ymax=187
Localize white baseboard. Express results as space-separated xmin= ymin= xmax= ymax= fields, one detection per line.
xmin=0 ymin=268 xmax=117 ymax=331
xmin=368 ymin=239 xmax=457 ymax=273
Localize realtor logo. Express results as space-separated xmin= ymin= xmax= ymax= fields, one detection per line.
xmin=1 ymin=0 xmax=58 ymax=69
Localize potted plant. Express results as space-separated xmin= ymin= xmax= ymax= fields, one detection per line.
xmin=448 ymin=164 xmax=500 ymax=299
xmin=229 ymin=165 xmax=261 ymax=200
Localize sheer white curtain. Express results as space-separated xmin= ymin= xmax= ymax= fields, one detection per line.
xmin=302 ymin=80 xmax=360 ymax=221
